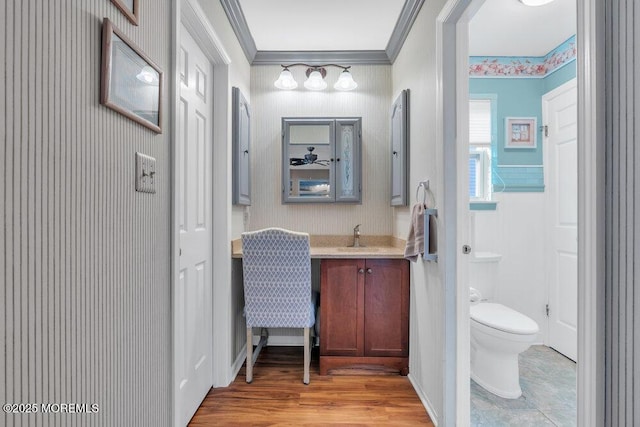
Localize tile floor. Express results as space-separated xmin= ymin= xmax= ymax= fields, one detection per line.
xmin=471 ymin=345 xmax=576 ymax=426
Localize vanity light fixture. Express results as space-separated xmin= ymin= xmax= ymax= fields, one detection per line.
xmin=274 ymin=67 xmax=298 ymax=90
xmin=274 ymin=63 xmax=358 ymax=91
xmin=519 ymin=0 xmax=555 ymax=6
xmin=334 ymin=69 xmax=358 ymax=91
xmin=304 ymin=68 xmax=328 ymax=91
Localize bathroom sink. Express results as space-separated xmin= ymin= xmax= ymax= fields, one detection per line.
xmin=337 ymin=247 xmax=381 ymax=252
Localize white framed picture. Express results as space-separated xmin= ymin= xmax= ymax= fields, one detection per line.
xmin=505 ymin=117 xmax=537 ymax=149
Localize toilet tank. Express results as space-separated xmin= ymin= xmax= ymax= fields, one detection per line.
xmin=469 ymin=252 xmax=502 ymax=300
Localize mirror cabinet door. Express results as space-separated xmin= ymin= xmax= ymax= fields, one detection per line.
xmin=390 ymin=90 xmax=409 ymax=206
xmin=283 ymin=119 xmax=335 ymax=203
xmin=335 ymin=119 xmax=361 ymax=203
xmin=232 ymin=87 xmax=251 ymax=205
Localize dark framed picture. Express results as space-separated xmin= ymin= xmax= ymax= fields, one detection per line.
xmin=111 ymin=0 xmax=139 ymax=26
xmin=100 ymin=18 xmax=163 ymax=133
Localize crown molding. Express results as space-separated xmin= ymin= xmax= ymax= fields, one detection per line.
xmin=252 ymin=50 xmax=391 ymax=65
xmin=220 ymin=0 xmax=257 ymax=62
xmin=386 ymin=0 xmax=425 ymax=63
xmin=221 ymin=0 xmax=422 ymax=65
xmin=183 ymin=0 xmax=231 ymax=64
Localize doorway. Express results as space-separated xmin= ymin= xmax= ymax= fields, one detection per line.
xmin=437 ymin=0 xmax=602 ymax=425
xmin=543 ymin=79 xmax=578 ymax=362
xmin=175 ymin=23 xmax=215 ymax=426
xmin=173 ymin=1 xmax=234 ymax=426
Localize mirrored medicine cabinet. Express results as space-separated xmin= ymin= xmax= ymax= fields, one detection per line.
xmin=282 ymin=117 xmax=362 ymax=203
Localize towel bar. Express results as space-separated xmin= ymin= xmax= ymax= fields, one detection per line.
xmin=415 ymin=180 xmax=430 ymax=206
xmin=423 ymin=208 xmax=438 ymax=262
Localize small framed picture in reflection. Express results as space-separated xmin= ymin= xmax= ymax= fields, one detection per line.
xmin=299 ymin=180 xmax=330 ymax=197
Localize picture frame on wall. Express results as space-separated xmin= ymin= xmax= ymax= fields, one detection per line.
xmin=110 ymin=0 xmax=139 ymax=26
xmin=505 ymin=117 xmax=537 ymax=149
xmin=100 ymin=18 xmax=163 ymax=134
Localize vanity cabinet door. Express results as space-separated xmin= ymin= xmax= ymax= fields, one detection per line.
xmin=320 ymin=259 xmax=365 ymax=357
xmin=320 ymin=258 xmax=410 ymax=375
xmin=363 ymin=259 xmax=409 ymax=357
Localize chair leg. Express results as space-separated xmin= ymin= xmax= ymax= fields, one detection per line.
xmin=246 ymin=327 xmax=253 ymax=383
xmin=303 ymin=327 xmax=310 ymax=385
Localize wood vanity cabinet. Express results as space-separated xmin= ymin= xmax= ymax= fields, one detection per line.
xmin=319 ymin=258 xmax=409 ymax=375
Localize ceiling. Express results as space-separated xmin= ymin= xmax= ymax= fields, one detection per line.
xmin=238 ymin=0 xmax=406 ymax=51
xmin=470 ymin=0 xmax=576 ymax=57
xmin=224 ymin=0 xmax=576 ymax=64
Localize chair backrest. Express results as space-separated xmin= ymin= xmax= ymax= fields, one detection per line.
xmin=242 ymin=228 xmax=312 ymax=328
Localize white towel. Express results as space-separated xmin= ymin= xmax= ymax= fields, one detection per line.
xmin=404 ymin=203 xmax=425 ymax=262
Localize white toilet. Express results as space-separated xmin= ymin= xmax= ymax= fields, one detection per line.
xmin=469 ymin=252 xmax=539 ymax=399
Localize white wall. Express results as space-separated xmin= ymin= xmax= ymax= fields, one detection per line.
xmin=392 ymin=0 xmax=448 ymax=423
xmin=248 ymin=65 xmax=393 ymax=235
xmin=472 ymin=193 xmax=548 ymax=342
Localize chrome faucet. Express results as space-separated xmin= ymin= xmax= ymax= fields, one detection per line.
xmin=352 ymin=224 xmax=363 ymax=247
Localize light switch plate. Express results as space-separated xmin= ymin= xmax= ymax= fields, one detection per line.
xmin=135 ymin=152 xmax=156 ymax=193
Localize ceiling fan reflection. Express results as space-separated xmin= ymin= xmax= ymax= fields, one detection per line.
xmin=289 ymin=146 xmax=330 ymax=166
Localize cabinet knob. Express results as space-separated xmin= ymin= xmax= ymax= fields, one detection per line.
xmin=366 ymin=268 xmax=372 ymax=274
xmin=358 ymin=268 xmax=364 ymax=274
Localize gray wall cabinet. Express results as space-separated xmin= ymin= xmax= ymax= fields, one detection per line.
xmin=232 ymin=87 xmax=251 ymax=205
xmin=282 ymin=117 xmax=362 ymax=204
xmin=390 ymin=90 xmax=409 ymax=206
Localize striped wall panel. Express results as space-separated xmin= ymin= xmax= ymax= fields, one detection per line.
xmin=1 ymin=1 xmax=172 ymax=426
xmin=604 ymin=0 xmax=640 ymax=425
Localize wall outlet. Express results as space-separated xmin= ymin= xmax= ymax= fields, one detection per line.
xmin=135 ymin=152 xmax=156 ymax=193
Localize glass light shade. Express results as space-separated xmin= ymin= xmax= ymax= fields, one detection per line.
xmin=333 ymin=70 xmax=358 ymax=91
xmin=519 ymin=0 xmax=555 ymax=5
xmin=136 ymin=66 xmax=159 ymax=85
xmin=274 ymin=69 xmax=298 ymax=90
xmin=304 ymin=70 xmax=327 ymax=91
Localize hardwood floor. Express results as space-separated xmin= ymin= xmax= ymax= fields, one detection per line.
xmin=189 ymin=346 xmax=434 ymax=426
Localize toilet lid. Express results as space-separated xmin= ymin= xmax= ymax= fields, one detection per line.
xmin=470 ymin=303 xmax=539 ymax=335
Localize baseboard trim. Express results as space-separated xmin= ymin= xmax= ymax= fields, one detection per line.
xmin=408 ymin=373 xmax=439 ymax=427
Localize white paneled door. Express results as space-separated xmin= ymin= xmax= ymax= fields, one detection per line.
xmin=176 ymin=26 xmax=214 ymax=425
xmin=543 ymin=79 xmax=578 ymax=361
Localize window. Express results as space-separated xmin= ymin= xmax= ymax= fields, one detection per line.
xmin=469 ymin=99 xmax=492 ymax=200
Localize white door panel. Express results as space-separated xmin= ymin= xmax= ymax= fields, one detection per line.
xmin=176 ymin=25 xmax=213 ymax=426
xmin=544 ymin=79 xmax=577 ymax=361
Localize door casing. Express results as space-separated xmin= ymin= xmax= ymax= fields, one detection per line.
xmin=172 ymin=1 xmax=234 ymax=425
xmin=438 ymin=0 xmax=604 ymax=425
